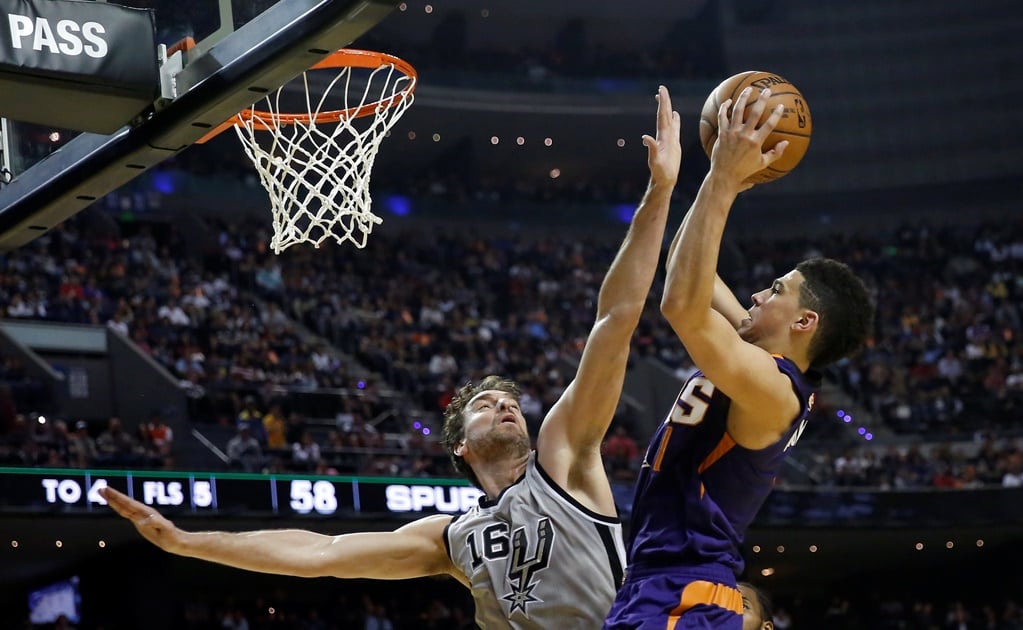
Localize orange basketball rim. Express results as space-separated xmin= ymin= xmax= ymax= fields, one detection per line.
xmin=197 ymin=48 xmax=418 ymax=143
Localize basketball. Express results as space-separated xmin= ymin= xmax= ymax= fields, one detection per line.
xmin=699 ymin=70 xmax=812 ymax=184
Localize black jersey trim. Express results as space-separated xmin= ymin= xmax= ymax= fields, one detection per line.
xmin=534 ymin=457 xmax=620 ymax=524
xmin=477 ymin=460 xmax=529 ymax=508
xmin=442 ymin=519 xmax=454 ymax=560
xmin=595 ymin=522 xmax=625 ymax=587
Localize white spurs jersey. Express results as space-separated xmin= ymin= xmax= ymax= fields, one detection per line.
xmin=444 ymin=452 xmax=626 ymax=629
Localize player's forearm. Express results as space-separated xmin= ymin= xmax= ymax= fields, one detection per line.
xmin=661 ymin=172 xmax=739 ymax=325
xmin=596 ymin=179 xmax=673 ymax=321
xmin=178 ymin=528 xmax=444 ymax=580
xmin=667 ymin=208 xmax=742 ymax=324
xmin=178 ymin=528 xmax=340 ymax=578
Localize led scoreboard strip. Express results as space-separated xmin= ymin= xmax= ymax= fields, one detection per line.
xmin=0 ymin=467 xmax=484 ymax=518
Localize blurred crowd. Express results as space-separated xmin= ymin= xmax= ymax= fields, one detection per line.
xmin=0 ymin=206 xmax=1021 ymax=491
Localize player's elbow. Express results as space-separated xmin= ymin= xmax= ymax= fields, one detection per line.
xmin=660 ymin=294 xmax=713 ymax=337
xmin=660 ymin=293 xmax=690 ymax=323
xmin=597 ymin=301 xmax=645 ymax=330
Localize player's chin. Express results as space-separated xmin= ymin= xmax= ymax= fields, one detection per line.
xmin=500 ymin=430 xmax=531 ymax=454
xmin=504 ymin=423 xmax=530 ymax=445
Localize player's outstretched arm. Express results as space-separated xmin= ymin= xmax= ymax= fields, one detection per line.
xmin=99 ymin=486 xmax=460 ymax=583
xmin=661 ymin=88 xmax=793 ymax=412
xmin=537 ymin=86 xmax=680 ymax=506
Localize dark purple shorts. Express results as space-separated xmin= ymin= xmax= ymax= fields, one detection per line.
xmin=603 ymin=573 xmax=743 ymax=629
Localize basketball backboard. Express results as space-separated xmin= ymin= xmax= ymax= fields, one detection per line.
xmin=0 ymin=0 xmax=402 ymax=251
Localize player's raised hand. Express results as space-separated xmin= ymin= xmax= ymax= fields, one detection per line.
xmin=99 ymin=486 xmax=186 ymax=554
xmin=642 ymin=85 xmax=682 ymax=187
xmin=712 ymin=87 xmax=788 ymax=187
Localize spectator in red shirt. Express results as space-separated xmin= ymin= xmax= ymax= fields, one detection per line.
xmin=603 ymin=425 xmax=639 ymax=480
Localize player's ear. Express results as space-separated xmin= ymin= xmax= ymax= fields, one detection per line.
xmin=454 ymin=441 xmax=466 ymax=457
xmin=762 ymin=621 xmax=774 ymax=630
xmin=793 ymin=310 xmax=818 ymax=332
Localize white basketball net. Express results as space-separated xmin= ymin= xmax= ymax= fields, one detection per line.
xmin=233 ymin=59 xmax=416 ymax=254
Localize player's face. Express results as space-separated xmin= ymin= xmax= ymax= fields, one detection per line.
xmin=460 ymin=390 xmax=530 ymax=461
xmin=738 ymin=269 xmax=808 ymax=346
xmin=738 ymin=584 xmax=772 ymax=630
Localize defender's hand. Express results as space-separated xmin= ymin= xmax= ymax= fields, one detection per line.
xmin=643 ymin=85 xmax=683 ymax=187
xmin=99 ymin=486 xmax=186 ymax=554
